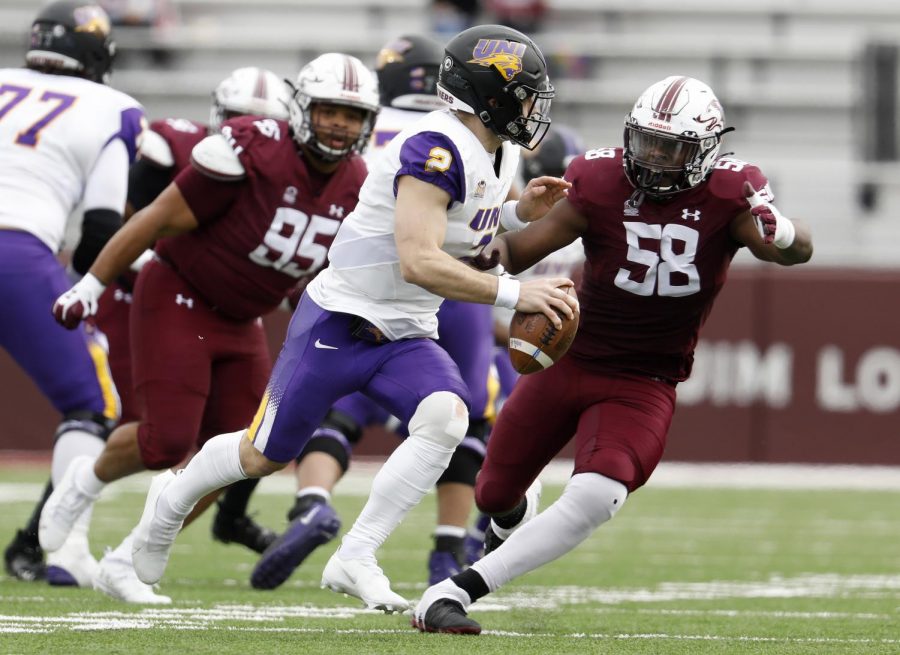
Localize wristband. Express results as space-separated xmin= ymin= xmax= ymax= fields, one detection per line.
xmin=493 ymin=275 xmax=520 ymax=309
xmin=499 ymin=200 xmax=528 ymax=232
xmin=774 ymin=217 xmax=796 ymax=249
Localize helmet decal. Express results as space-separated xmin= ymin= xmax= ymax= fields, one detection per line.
xmin=651 ymin=76 xmax=689 ymax=123
xmin=72 ymin=5 xmax=110 ymax=36
xmin=468 ymin=39 xmax=526 ymax=81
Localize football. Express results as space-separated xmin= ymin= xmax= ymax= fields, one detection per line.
xmin=508 ymin=286 xmax=580 ymax=375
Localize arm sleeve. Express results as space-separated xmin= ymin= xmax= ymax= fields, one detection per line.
xmin=127 ymin=159 xmax=175 ymax=213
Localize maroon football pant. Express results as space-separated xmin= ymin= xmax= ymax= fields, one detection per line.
xmin=130 ymin=259 xmax=271 ymax=469
xmin=475 ymin=355 xmax=676 ymax=514
xmin=92 ymin=281 xmax=138 ymax=423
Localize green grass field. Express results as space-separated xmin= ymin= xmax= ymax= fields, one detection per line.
xmin=1 ymin=461 xmax=899 ymax=654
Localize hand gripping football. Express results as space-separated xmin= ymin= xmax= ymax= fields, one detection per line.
xmin=508 ymin=286 xmax=579 ymax=375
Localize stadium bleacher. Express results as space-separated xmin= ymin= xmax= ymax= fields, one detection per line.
xmin=1 ymin=0 xmax=899 ymax=265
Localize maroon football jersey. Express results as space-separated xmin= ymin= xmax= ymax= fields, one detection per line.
xmin=564 ymin=147 xmax=770 ymax=381
xmin=148 ymin=118 xmax=208 ymax=177
xmin=157 ymin=116 xmax=367 ymax=321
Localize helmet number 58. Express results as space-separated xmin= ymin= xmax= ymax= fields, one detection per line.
xmin=614 ymin=222 xmax=700 ymax=297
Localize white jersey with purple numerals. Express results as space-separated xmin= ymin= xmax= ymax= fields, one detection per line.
xmin=309 ymin=108 xmax=520 ymax=341
xmin=0 ymin=68 xmax=144 ymax=252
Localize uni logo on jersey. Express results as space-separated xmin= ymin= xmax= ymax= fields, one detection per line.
xmin=73 ymin=6 xmax=111 ymax=36
xmin=468 ymin=39 xmax=526 ymax=81
xmin=469 ymin=206 xmax=501 ymax=231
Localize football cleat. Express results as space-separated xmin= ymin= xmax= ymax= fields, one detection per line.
xmin=321 ymin=552 xmax=409 ymax=613
xmin=94 ymin=549 xmax=171 ymax=604
xmin=251 ymin=502 xmax=341 ymax=590
xmin=412 ymin=599 xmax=481 ymax=635
xmin=211 ymin=505 xmax=277 ymax=555
xmin=46 ymin=533 xmax=98 ymax=587
xmin=38 ymin=455 xmax=99 ymax=552
xmin=482 ymin=523 xmax=504 ymax=557
xmin=132 ymin=470 xmax=181 ymax=585
xmin=4 ymin=530 xmax=46 ymax=582
xmin=412 ymin=578 xmax=479 ymax=635
xmin=427 ymin=549 xmax=464 ymax=586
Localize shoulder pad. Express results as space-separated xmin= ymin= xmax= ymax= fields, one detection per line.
xmin=190 ymin=133 xmax=246 ymax=181
xmin=139 ymin=130 xmax=175 ymax=168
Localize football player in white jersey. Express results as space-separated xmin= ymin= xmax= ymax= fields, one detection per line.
xmin=124 ymin=24 xmax=576 ymax=613
xmin=1 ymin=1 xmax=144 ymax=587
xmin=250 ymin=34 xmax=510 ymax=592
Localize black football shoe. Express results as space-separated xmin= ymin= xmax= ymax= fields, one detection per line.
xmin=482 ymin=523 xmax=505 ymax=556
xmin=4 ymin=530 xmax=46 ymax=582
xmin=412 ymin=599 xmax=482 ymax=635
xmin=212 ymin=506 xmax=277 ymax=554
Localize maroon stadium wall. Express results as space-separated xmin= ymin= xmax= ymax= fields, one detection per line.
xmin=2 ymin=267 xmax=899 ymax=464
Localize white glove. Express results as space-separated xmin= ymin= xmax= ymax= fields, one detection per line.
xmin=52 ymin=273 xmax=106 ymax=329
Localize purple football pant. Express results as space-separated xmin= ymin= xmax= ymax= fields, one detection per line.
xmin=248 ymin=295 xmax=470 ymax=463
xmin=0 ymin=231 xmax=116 ymax=421
xmin=436 ymin=300 xmax=496 ymax=422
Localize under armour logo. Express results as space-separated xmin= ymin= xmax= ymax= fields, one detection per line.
xmin=175 ymin=293 xmax=194 ymax=308
xmin=682 ymin=208 xmax=701 ymax=222
xmin=329 ymin=204 xmax=345 ymax=218
xmin=113 ymin=288 xmax=132 ymax=303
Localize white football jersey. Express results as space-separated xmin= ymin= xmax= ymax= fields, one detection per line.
xmin=0 ymin=68 xmax=144 ymax=252
xmin=363 ymin=105 xmax=422 ymax=167
xmin=309 ymin=109 xmax=521 ymax=340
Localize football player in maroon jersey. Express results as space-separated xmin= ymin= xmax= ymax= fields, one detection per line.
xmin=38 ymin=53 xmax=379 ymax=602
xmin=413 ymin=76 xmax=813 ymax=634
xmin=78 ymin=67 xmax=289 ymax=603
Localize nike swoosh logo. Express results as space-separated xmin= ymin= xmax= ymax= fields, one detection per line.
xmin=314 ymin=339 xmax=338 ymax=350
xmin=299 ymin=505 xmax=322 ymax=525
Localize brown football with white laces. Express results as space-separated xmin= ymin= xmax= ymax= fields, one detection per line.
xmin=508 ymin=286 xmax=579 ymax=375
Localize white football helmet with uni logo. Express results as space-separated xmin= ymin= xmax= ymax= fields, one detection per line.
xmin=623 ymin=75 xmax=729 ymax=197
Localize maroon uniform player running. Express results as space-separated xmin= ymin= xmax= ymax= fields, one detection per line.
xmin=38 ymin=53 xmax=379 ymax=602
xmin=413 ymin=76 xmax=814 ymax=633
xmin=80 ymin=68 xmax=290 ymax=602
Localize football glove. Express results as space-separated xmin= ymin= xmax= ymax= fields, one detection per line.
xmin=743 ymin=181 xmax=796 ymax=249
xmin=52 ymin=273 xmax=106 ymax=329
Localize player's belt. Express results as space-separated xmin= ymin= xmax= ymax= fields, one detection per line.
xmin=348 ymin=315 xmax=391 ymax=345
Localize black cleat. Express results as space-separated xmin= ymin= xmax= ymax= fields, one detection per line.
xmin=4 ymin=530 xmax=46 ymax=582
xmin=412 ymin=599 xmax=481 ymax=635
xmin=483 ymin=523 xmax=505 ymax=556
xmin=212 ymin=509 xmax=277 ymax=554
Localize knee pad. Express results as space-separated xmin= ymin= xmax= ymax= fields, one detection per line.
xmin=407 ymin=391 xmax=468 ymax=451
xmin=564 ymin=472 xmax=628 ymax=529
xmin=437 ymin=444 xmax=482 ymax=486
xmin=295 ymin=408 xmax=361 ymax=471
xmin=54 ymin=411 xmax=115 ymax=442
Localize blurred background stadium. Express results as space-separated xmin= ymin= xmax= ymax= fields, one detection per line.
xmin=1 ymin=0 xmax=899 ymax=465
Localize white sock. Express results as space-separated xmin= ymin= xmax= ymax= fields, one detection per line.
xmin=51 ymin=430 xmax=104 ymax=486
xmin=471 ymin=473 xmax=627 ymax=592
xmin=434 ymin=525 xmax=467 ymax=538
xmin=297 ymin=486 xmax=331 ymax=502
xmin=158 ymin=430 xmax=247 ymax=521
xmin=338 ymin=434 xmax=454 ymax=560
xmin=75 ymin=459 xmax=106 ymax=497
xmin=109 ymin=530 xmax=135 ymax=561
